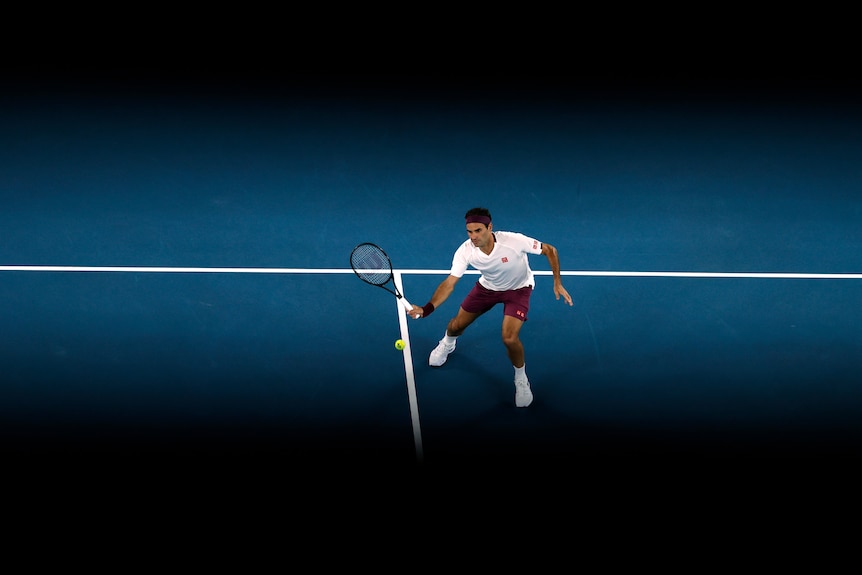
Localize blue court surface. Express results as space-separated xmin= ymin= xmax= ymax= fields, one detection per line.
xmin=2 ymin=71 xmax=862 ymax=493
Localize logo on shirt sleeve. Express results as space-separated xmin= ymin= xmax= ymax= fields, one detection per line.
xmin=532 ymin=240 xmax=539 ymax=250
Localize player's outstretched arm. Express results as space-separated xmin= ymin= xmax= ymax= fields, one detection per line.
xmin=541 ymin=243 xmax=573 ymax=306
xmin=408 ymin=275 xmax=460 ymax=318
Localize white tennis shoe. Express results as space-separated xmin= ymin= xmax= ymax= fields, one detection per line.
xmin=514 ymin=376 xmax=533 ymax=407
xmin=429 ymin=339 xmax=456 ymax=367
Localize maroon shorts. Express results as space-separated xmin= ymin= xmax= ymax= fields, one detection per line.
xmin=461 ymin=281 xmax=533 ymax=321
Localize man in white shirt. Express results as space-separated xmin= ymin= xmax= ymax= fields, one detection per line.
xmin=408 ymin=207 xmax=573 ymax=407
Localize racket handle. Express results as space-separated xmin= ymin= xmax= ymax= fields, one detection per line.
xmin=400 ymin=297 xmax=414 ymax=312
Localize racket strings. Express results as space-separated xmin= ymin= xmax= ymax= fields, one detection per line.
xmin=351 ymin=244 xmax=392 ymax=286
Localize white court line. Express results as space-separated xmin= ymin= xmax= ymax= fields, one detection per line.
xmin=393 ymin=271 xmax=423 ymax=464
xmin=0 ymin=266 xmax=358 ymax=274
xmin=1 ymin=266 xmax=861 ymax=279
xmin=404 ymin=270 xmax=862 ymax=279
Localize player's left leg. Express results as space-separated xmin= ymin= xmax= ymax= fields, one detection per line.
xmin=502 ymin=286 xmax=533 ymax=407
xmin=501 ymin=315 xmax=525 ymax=368
xmin=502 ymin=315 xmax=532 ymax=407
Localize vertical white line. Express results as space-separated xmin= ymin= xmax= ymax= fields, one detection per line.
xmin=393 ymin=271 xmax=423 ymax=464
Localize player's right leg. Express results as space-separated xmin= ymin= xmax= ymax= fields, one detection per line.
xmin=429 ymin=307 xmax=481 ymax=367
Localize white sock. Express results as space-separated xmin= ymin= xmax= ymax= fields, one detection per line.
xmin=443 ymin=333 xmax=457 ymax=345
xmin=514 ymin=364 xmax=526 ymax=380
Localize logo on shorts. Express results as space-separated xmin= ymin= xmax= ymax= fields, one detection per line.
xmin=501 ymin=257 xmax=508 ymax=263
xmin=516 ymin=309 xmax=525 ymax=319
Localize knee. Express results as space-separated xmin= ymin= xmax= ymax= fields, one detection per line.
xmin=501 ymin=331 xmax=520 ymax=347
xmin=448 ymin=318 xmax=465 ymax=336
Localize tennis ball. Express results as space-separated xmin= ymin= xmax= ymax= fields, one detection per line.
xmin=395 ymin=339 xmax=405 ymax=350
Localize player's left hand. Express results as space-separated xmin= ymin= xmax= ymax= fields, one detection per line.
xmin=555 ymin=284 xmax=573 ymax=306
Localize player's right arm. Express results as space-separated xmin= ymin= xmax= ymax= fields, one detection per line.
xmin=408 ymin=274 xmax=460 ymax=319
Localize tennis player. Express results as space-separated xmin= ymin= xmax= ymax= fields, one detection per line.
xmin=408 ymin=207 xmax=573 ymax=407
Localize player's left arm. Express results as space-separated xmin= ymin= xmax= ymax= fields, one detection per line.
xmin=541 ymin=242 xmax=573 ymax=306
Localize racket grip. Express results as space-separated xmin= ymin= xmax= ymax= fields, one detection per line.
xmin=400 ymin=297 xmax=414 ymax=312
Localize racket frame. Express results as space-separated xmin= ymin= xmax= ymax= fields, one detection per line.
xmin=350 ymin=242 xmax=414 ymax=311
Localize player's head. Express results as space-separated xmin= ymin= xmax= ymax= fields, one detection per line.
xmin=464 ymin=207 xmax=492 ymax=229
xmin=465 ymin=207 xmax=493 ymax=248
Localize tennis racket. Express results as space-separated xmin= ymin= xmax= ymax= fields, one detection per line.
xmin=350 ymin=242 xmax=415 ymax=315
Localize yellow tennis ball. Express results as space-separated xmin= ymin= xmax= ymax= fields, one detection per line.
xmin=395 ymin=339 xmax=405 ymax=350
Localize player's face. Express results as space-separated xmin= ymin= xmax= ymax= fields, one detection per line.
xmin=466 ymin=223 xmax=493 ymax=251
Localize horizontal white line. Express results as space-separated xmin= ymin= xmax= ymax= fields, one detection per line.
xmin=554 ymin=271 xmax=862 ymax=279
xmin=1 ymin=266 xmax=861 ymax=279
xmin=410 ymin=269 xmax=862 ymax=278
xmin=0 ymin=266 xmax=356 ymax=274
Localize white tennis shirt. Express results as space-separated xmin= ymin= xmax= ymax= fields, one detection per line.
xmin=449 ymin=231 xmax=543 ymax=291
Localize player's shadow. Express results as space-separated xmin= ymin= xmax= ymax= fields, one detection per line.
xmin=413 ymin=327 xmax=636 ymax=467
